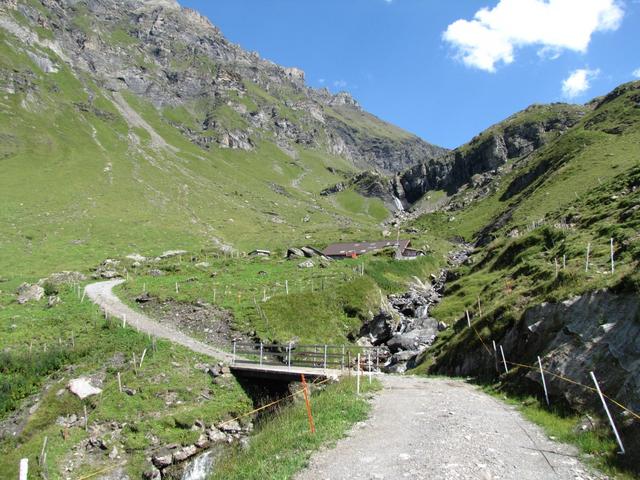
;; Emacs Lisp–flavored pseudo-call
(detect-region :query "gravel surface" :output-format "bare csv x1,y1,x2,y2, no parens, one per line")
297,375,605,480
85,280,233,362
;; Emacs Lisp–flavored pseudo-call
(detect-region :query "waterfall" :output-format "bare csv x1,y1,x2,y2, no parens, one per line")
181,450,215,480
392,196,405,212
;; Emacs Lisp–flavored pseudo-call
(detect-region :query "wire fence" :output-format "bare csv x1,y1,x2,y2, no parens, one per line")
468,321,638,455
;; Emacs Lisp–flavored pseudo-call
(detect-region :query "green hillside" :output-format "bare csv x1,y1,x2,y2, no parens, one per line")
0,32,377,276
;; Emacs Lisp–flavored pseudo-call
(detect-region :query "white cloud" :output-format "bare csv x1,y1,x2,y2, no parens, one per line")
333,80,348,88
562,68,600,98
443,0,624,72
318,78,326,84
633,68,640,78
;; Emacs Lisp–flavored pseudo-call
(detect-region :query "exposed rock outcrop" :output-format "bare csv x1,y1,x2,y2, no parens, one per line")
0,0,445,173
398,105,585,205
16,283,44,304
430,289,640,449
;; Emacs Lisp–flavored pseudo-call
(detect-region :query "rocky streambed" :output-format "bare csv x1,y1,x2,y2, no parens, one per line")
357,246,473,373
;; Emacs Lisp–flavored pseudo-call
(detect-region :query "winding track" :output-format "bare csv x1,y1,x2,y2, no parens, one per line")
85,280,233,363
296,375,603,480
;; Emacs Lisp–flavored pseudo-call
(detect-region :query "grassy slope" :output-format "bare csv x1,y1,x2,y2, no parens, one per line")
0,279,253,479
410,83,640,476
0,24,406,278
115,250,444,346
211,378,381,480
413,82,640,328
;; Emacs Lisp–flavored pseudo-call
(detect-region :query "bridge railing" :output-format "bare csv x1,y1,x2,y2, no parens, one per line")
231,341,386,372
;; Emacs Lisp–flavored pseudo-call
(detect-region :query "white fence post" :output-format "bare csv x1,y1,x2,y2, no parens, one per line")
287,342,292,369
19,458,28,480
537,356,550,406
585,243,591,272
232,341,237,365
323,345,328,370
259,342,263,366
356,353,361,395
610,238,615,274
368,350,372,384
466,310,471,328
499,345,508,373
590,371,625,454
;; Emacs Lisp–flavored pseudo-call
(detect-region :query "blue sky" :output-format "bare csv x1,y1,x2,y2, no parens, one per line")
178,0,640,149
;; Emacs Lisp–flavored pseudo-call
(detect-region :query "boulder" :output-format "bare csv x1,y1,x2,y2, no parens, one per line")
160,250,188,259
149,269,164,277
286,247,305,258
217,419,242,434
47,295,61,308
100,270,120,279
298,260,314,269
172,445,197,462
16,283,45,304
143,467,161,480
126,253,146,262
38,271,87,288
360,310,394,345
383,350,420,374
207,364,224,379
195,434,209,449
206,427,227,443
301,247,316,257
387,328,436,353
135,292,152,303
67,377,102,399
151,453,173,469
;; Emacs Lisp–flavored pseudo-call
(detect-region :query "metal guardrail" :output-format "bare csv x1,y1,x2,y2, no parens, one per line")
231,341,386,372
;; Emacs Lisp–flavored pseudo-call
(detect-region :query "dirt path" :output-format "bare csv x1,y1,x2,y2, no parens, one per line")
297,375,603,480
85,280,233,363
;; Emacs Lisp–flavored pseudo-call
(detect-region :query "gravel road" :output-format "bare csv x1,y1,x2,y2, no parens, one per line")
85,280,233,363
297,375,604,480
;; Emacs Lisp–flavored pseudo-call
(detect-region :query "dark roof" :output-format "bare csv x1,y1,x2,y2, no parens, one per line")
322,239,411,257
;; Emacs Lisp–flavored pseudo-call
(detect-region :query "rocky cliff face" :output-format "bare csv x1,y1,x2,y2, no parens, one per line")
429,289,640,458
397,104,586,204
0,0,445,172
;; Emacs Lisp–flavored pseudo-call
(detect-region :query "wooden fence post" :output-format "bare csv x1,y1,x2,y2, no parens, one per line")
301,374,315,434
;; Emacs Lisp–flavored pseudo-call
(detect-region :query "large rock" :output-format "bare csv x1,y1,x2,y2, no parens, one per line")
151,453,173,469
160,250,188,259
38,271,87,288
387,327,436,353
359,310,394,345
286,247,305,259
67,377,102,399
172,445,197,462
16,283,44,304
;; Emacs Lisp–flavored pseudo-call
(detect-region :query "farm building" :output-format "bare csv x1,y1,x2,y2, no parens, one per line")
322,240,424,260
